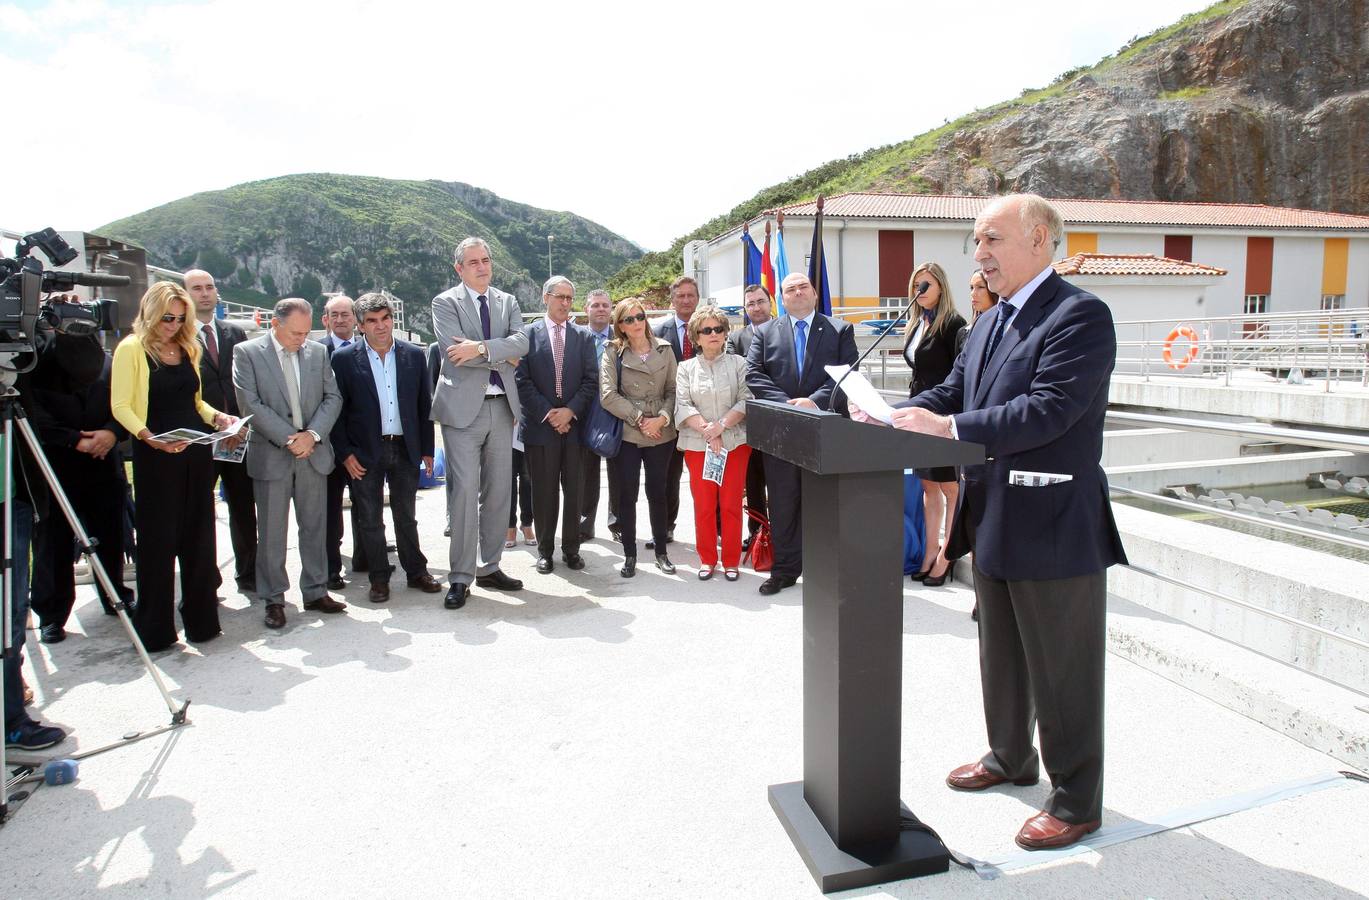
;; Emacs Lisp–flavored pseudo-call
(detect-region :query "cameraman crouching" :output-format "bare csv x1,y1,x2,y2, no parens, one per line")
28,300,133,643
3,298,105,751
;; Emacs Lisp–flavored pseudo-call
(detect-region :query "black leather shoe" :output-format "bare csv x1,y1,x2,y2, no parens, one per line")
644,538,655,550
563,553,585,570
655,554,675,575
620,556,636,578
475,570,523,591
368,582,390,603
758,575,797,596
39,624,65,644
327,575,347,591
303,595,347,614
264,603,287,629
444,583,468,609
667,529,675,543
536,557,554,574
609,527,622,543
443,526,451,537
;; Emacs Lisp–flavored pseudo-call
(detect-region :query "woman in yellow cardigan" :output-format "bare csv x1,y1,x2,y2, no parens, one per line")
112,282,236,650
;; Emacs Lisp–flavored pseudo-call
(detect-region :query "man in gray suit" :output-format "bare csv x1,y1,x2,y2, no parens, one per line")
234,297,346,629
430,237,529,610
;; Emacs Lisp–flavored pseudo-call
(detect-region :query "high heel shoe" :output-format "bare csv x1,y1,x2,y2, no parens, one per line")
910,569,931,582
922,559,956,588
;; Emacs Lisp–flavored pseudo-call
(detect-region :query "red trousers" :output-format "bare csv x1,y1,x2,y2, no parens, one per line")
684,445,752,568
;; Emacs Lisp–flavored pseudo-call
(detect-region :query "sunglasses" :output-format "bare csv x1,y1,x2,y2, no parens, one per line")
160,314,187,323
697,325,727,336
620,313,647,324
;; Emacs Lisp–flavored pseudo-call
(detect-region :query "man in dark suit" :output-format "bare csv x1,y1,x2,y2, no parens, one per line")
727,283,774,547
321,295,368,589
330,294,443,603
577,289,618,542
187,269,255,593
871,194,1126,851
745,273,857,595
650,275,699,547
515,276,598,573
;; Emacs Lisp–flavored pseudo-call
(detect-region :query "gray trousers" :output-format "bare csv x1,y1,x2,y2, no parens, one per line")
441,398,513,585
254,458,329,606
972,564,1108,824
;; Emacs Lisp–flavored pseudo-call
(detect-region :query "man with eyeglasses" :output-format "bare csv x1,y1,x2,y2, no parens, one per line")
727,284,774,550
430,237,529,610
320,295,369,590
514,277,598,574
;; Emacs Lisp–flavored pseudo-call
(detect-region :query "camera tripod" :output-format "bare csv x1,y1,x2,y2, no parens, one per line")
1,382,190,824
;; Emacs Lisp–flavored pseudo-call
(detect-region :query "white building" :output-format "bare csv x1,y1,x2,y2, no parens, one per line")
688,193,1369,321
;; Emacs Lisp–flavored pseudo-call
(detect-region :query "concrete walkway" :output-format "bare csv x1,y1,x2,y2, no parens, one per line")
3,480,1367,898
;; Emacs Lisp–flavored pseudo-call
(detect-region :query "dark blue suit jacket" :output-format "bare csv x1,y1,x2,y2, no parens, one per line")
515,318,598,446
745,313,858,411
329,339,434,468
903,272,1126,581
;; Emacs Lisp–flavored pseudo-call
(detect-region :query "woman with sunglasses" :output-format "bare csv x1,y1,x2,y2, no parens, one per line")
111,282,237,650
600,298,678,577
901,262,966,588
674,305,752,581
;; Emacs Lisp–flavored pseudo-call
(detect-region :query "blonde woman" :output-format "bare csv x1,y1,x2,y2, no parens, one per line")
900,262,966,587
111,282,236,650
600,298,678,577
675,305,751,581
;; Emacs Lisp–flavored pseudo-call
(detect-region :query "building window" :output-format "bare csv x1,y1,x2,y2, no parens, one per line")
1164,235,1193,262
1244,294,1269,315
1320,294,1345,311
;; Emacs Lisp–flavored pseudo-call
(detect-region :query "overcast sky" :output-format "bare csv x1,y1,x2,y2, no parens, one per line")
1,0,1217,251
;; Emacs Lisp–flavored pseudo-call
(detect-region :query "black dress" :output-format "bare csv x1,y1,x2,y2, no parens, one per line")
904,311,968,483
131,355,221,650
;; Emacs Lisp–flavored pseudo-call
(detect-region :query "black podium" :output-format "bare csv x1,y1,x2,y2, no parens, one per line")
747,399,984,893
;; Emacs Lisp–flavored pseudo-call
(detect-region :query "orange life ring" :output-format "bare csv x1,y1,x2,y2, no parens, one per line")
1162,325,1200,370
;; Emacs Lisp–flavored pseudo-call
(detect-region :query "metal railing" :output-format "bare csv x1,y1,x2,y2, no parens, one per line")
1115,308,1369,390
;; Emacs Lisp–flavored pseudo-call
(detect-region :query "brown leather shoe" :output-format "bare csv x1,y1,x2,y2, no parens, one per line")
406,573,443,593
368,582,391,604
1015,811,1101,850
264,603,287,629
946,760,1039,791
303,595,347,614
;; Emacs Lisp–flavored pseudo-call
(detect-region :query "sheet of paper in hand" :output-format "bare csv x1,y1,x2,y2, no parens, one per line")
703,446,727,486
824,365,895,424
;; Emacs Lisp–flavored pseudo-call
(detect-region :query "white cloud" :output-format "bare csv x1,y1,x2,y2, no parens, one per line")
0,0,1218,252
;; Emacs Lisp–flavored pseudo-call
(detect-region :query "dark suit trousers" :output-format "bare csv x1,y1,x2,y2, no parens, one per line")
217,457,257,587
327,467,367,577
509,448,534,529
31,456,132,627
762,454,803,578
525,434,585,559
614,440,672,555
352,440,426,584
972,564,1107,824
578,452,619,537
665,448,685,531
744,449,768,535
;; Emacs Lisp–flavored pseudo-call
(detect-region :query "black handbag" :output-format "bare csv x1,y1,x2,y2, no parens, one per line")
582,350,624,458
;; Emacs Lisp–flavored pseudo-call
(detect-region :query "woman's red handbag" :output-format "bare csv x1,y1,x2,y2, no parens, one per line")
743,507,773,572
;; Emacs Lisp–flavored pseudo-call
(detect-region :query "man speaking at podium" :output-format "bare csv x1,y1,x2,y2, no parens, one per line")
856,194,1125,851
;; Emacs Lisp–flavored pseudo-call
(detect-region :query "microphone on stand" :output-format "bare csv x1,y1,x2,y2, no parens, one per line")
832,280,930,402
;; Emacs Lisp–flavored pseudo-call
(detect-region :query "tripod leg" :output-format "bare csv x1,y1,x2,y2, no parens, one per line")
14,417,188,722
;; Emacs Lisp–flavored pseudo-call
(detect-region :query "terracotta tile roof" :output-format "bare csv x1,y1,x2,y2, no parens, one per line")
761,192,1369,231
1052,253,1228,277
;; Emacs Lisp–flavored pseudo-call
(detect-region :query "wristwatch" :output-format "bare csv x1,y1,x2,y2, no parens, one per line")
477,341,488,358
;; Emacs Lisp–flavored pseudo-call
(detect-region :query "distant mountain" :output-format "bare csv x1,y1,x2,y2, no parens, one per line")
99,173,642,338
610,0,1367,298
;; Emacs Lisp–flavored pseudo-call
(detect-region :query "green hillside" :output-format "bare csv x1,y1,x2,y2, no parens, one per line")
99,173,642,338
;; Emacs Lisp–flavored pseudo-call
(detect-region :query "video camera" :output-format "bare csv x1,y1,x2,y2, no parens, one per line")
0,227,124,354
